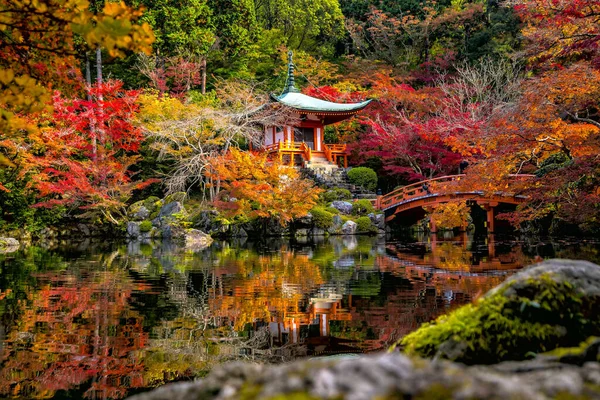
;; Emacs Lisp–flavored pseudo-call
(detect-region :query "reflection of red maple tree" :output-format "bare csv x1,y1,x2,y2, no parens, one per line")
0,271,149,399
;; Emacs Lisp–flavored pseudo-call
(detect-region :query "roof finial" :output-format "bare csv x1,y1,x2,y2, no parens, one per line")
284,50,299,94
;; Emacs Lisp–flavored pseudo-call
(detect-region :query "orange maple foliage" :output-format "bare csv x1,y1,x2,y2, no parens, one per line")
207,148,322,225
0,270,149,399
429,201,470,230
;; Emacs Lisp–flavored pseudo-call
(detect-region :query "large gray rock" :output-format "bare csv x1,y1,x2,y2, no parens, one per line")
368,213,385,229
159,201,184,218
185,229,213,251
341,220,357,235
0,237,19,247
132,205,150,221
488,258,600,299
127,352,600,400
0,237,19,253
194,210,228,235
295,228,310,237
126,222,141,238
331,201,353,215
295,212,313,226
128,200,151,221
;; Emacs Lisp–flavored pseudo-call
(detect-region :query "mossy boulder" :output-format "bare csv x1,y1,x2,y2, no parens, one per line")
128,352,600,400
309,207,334,230
399,259,600,364
355,216,376,233
351,199,375,216
163,192,187,205
322,188,352,203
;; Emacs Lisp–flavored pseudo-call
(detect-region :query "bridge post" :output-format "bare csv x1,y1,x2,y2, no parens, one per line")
429,216,437,233
480,202,499,233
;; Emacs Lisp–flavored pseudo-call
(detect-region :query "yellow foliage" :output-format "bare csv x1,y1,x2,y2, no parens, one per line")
209,148,322,225
430,201,469,229
0,0,154,140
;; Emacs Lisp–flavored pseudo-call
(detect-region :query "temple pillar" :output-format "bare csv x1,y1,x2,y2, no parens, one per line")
316,127,322,151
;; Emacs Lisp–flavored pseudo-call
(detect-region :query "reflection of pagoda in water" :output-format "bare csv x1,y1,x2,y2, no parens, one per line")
196,235,531,356
268,294,358,356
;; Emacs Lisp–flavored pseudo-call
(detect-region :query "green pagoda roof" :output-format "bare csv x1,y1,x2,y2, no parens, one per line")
270,92,372,113
270,51,372,115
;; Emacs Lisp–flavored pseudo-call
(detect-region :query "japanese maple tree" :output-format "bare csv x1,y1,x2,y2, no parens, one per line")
207,148,322,226
30,80,157,224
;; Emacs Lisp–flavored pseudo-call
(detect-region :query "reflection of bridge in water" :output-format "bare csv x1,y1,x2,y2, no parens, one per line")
374,174,534,232
265,234,529,355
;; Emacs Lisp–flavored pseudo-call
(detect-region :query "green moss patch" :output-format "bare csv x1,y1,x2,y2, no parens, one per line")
310,207,335,229
399,274,600,364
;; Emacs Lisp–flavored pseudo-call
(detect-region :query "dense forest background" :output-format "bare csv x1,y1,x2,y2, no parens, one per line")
0,0,598,235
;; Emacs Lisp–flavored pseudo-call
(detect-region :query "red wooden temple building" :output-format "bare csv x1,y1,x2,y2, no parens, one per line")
262,52,371,168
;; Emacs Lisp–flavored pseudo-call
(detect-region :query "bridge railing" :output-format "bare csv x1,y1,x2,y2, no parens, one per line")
376,174,535,210
378,175,465,210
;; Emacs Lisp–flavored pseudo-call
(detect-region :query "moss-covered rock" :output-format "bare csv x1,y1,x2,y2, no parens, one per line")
399,259,600,364
310,207,335,230
127,352,600,400
355,216,376,233
322,188,352,203
163,192,187,205
139,220,152,233
351,199,375,216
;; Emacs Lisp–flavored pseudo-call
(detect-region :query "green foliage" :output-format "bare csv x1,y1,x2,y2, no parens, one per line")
140,0,216,56
254,0,344,55
355,216,375,233
399,274,600,364
347,167,377,191
0,171,65,234
325,206,340,215
322,188,352,203
139,220,153,232
310,206,334,229
352,199,375,216
536,152,573,177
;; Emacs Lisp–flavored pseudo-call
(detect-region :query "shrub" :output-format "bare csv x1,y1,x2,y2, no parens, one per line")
310,207,334,229
323,188,352,203
325,206,340,215
347,167,377,191
139,220,153,232
352,199,375,216
356,216,375,233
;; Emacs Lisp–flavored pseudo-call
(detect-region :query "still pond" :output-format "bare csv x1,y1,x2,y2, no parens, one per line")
0,233,598,399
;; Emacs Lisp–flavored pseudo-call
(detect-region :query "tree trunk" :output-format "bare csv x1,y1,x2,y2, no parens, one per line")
201,58,207,94
86,53,97,162
96,47,103,84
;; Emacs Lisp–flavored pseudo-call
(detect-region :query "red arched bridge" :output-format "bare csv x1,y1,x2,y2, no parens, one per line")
373,174,534,232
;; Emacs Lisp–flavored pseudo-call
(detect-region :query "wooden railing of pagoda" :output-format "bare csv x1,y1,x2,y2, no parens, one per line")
266,141,311,165
322,144,348,168
323,144,333,163
266,141,349,166
300,142,312,162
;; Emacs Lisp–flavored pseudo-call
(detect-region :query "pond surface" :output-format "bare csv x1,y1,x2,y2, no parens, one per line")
0,233,598,399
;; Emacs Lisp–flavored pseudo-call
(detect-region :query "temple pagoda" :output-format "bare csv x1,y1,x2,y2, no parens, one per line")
262,52,371,168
